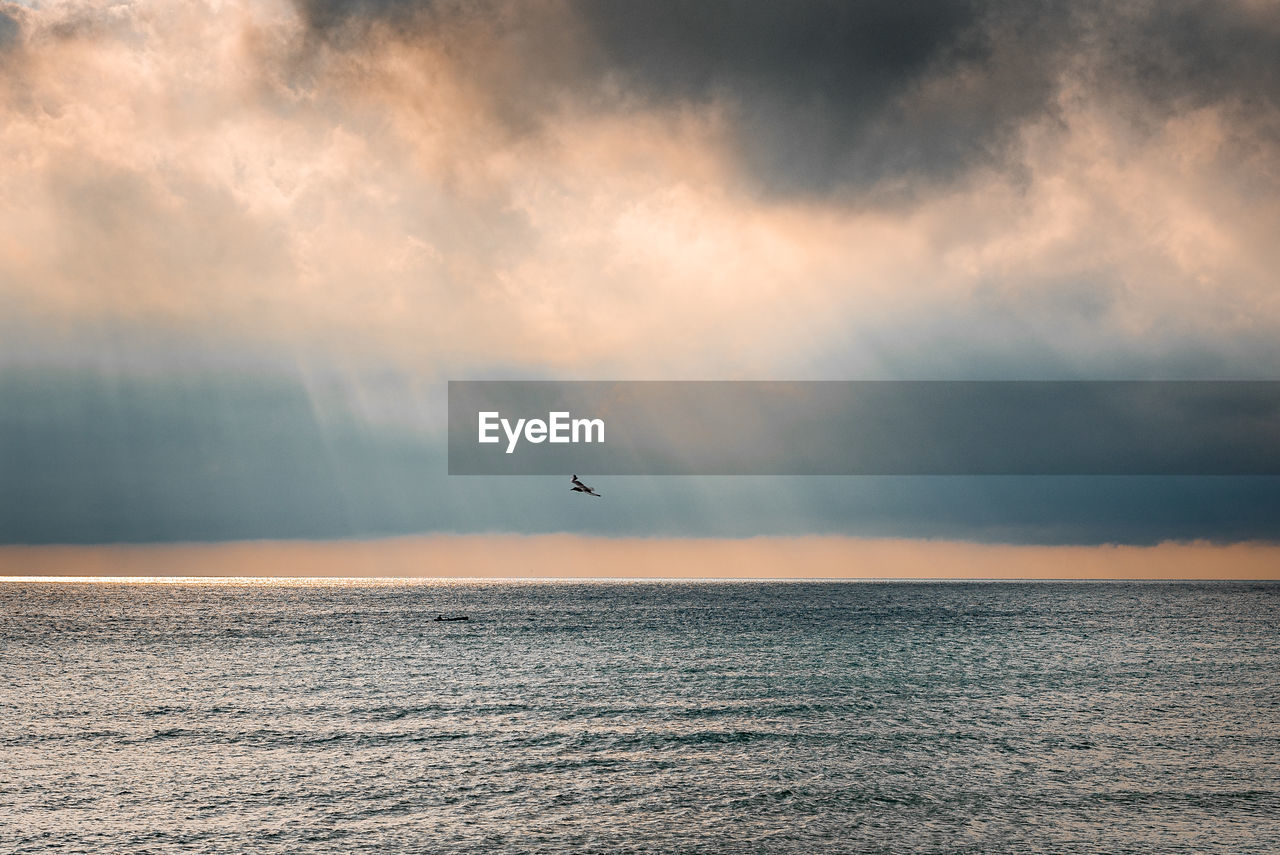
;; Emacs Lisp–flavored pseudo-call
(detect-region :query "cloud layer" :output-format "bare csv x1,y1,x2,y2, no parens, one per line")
2,0,1278,377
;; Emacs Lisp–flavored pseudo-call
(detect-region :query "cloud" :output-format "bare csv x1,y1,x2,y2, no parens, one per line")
0,0,1273,381
282,0,1065,198
1090,0,1280,115
287,0,1280,201
568,0,1062,199
0,0,1276,379
0,4,21,52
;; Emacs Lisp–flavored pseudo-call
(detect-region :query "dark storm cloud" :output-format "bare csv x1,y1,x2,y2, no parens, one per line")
1094,0,1280,114
569,0,1066,197
572,0,1280,197
291,0,1065,196
293,0,446,44
287,0,1280,199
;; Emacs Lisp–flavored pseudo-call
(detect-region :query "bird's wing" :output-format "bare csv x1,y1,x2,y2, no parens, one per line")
571,476,587,488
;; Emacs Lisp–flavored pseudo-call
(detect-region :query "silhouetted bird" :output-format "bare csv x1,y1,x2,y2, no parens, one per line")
570,474,601,497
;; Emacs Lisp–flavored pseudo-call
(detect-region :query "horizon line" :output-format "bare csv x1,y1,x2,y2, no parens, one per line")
2,575,1277,584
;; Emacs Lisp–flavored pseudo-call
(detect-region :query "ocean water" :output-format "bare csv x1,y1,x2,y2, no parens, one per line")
1,580,1278,854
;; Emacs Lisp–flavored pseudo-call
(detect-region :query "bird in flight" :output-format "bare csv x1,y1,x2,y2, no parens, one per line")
570,474,602,497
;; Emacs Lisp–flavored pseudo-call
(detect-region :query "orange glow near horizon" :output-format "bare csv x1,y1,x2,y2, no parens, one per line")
1,536,1277,580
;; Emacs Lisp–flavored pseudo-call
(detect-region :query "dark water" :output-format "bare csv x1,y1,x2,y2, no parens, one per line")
2,580,1278,853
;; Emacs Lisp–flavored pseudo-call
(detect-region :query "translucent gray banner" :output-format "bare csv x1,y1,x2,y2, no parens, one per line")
447,381,1280,475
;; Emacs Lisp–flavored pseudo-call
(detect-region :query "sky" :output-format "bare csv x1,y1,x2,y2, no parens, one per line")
1,0,1279,573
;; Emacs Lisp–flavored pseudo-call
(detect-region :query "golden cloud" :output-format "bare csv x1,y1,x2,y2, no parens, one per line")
0,0,1276,377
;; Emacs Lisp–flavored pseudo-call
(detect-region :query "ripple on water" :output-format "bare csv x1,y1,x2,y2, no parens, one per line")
1,580,1278,853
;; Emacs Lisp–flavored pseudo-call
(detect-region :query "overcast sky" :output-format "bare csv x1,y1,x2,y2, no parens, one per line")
1,0,1278,547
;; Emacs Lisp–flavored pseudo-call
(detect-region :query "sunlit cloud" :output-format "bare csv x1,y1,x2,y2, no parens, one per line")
0,0,1277,378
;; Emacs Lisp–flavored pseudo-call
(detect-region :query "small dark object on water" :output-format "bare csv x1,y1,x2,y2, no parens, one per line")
434,615,469,622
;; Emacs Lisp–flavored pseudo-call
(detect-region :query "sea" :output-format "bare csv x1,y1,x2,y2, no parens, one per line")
1,580,1277,853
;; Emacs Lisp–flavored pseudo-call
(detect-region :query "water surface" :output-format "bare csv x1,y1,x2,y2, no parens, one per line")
2,580,1277,853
